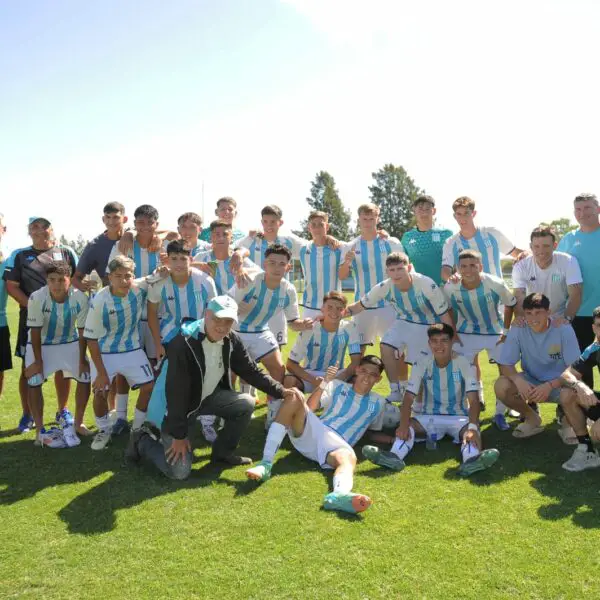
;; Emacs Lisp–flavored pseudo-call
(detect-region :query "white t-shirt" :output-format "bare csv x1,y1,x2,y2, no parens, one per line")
200,321,225,401
512,251,582,316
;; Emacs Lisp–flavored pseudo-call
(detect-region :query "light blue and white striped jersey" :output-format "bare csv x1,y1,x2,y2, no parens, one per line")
195,250,256,295
238,234,305,270
442,226,514,279
298,243,343,309
360,273,448,324
162,239,211,259
229,272,300,333
406,354,478,416
341,237,404,306
84,280,149,354
147,269,217,343
288,320,361,371
107,240,161,278
27,286,89,345
319,380,386,446
444,273,516,335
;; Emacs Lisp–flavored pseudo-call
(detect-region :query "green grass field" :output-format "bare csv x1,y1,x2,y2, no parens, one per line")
1,297,599,600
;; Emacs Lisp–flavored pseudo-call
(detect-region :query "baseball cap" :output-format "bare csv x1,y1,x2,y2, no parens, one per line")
207,296,238,323
28,216,51,226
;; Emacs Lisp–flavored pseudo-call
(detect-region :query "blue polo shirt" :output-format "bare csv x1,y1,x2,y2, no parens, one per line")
558,227,600,316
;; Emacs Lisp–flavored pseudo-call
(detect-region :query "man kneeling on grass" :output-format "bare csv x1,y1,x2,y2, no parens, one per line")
246,356,387,515
362,323,499,476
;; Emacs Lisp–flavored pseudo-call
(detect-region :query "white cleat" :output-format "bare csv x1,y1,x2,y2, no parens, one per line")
91,429,111,451
562,444,600,472
62,426,81,448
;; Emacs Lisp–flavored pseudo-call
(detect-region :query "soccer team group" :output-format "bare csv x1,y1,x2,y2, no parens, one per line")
1,192,600,514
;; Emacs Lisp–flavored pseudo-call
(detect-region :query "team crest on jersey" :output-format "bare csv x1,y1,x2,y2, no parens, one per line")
485,293,495,304
452,371,461,382
484,238,492,248
278,298,286,308
551,273,563,282
378,240,388,250
368,401,377,413
416,294,426,306
548,344,563,360
167,295,176,301
432,233,441,242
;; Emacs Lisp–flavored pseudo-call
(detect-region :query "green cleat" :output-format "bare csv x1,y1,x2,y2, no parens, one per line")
458,448,500,477
323,491,372,514
245,460,272,483
362,445,406,471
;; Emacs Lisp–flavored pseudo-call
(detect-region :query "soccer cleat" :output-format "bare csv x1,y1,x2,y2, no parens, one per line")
492,413,510,431
323,491,372,514
458,448,500,477
56,408,74,428
91,429,111,451
362,445,405,471
111,418,130,436
36,427,68,449
18,414,34,433
562,445,600,472
265,400,282,430
62,426,81,448
245,460,272,482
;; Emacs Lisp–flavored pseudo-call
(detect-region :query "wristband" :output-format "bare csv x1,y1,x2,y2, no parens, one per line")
319,381,328,391
467,423,479,432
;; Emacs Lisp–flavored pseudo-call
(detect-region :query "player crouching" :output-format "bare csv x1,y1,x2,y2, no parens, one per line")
246,357,387,515
363,323,499,477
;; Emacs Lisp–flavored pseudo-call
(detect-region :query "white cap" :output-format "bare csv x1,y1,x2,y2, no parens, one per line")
207,296,238,323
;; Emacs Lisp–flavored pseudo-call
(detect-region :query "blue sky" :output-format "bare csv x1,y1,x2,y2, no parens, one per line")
2,0,600,248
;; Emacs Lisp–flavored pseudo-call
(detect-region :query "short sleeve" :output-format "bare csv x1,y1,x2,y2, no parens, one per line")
75,293,90,328
459,357,479,393
361,281,388,308
491,276,517,307
228,282,250,304
488,227,515,255
442,238,455,268
237,236,253,250
497,328,522,366
105,244,120,274
562,325,582,366
511,259,527,290
406,360,426,396
147,279,165,304
286,233,309,259
288,331,310,364
565,254,583,286
367,397,386,431
84,296,106,340
346,321,361,355
389,238,404,253
283,285,300,321
204,275,217,301
76,242,96,276
3,250,22,282
319,380,340,411
422,277,449,314
571,343,600,377
27,291,44,328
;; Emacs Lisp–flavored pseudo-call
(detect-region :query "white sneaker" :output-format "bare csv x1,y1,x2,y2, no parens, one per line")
562,444,600,472
63,426,81,448
36,428,68,449
557,425,578,446
91,429,111,451
266,399,282,430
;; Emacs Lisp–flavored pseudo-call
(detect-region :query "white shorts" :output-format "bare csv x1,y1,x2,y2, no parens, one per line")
381,320,430,364
140,321,157,360
267,311,287,346
414,414,469,444
236,330,279,362
302,306,322,321
353,305,397,346
453,333,503,363
25,341,90,385
289,409,355,469
90,348,154,389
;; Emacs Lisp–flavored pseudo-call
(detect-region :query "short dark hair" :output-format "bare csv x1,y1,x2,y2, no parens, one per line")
103,202,125,215
217,196,237,209
413,194,435,207
264,244,291,261
322,290,347,307
574,193,598,205
308,211,328,223
166,240,191,256
386,252,409,267
458,249,482,262
134,204,159,221
530,225,557,243
210,219,232,232
177,212,202,227
522,293,550,311
45,261,71,277
592,306,600,321
359,355,384,373
261,205,283,219
427,323,455,339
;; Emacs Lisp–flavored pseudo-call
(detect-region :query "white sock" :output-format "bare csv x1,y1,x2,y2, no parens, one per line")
116,394,129,420
333,471,353,494
96,414,110,432
132,409,146,430
262,422,287,463
461,441,480,462
390,427,415,460
495,400,507,416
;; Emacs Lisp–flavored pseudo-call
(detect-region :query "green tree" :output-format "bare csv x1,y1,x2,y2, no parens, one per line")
368,163,424,239
540,217,577,241
295,171,351,240
59,234,87,256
